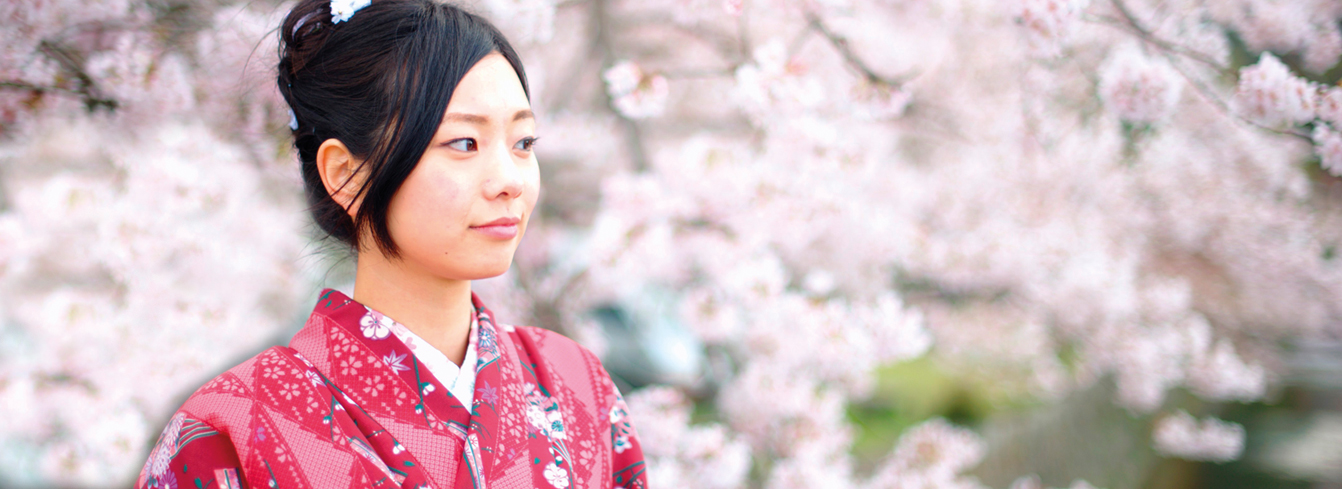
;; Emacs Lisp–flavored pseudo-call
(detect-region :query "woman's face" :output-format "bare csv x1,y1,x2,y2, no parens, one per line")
382,53,539,280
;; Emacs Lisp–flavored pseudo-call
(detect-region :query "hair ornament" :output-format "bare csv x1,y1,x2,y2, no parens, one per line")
330,0,371,24
288,108,299,130
292,11,320,35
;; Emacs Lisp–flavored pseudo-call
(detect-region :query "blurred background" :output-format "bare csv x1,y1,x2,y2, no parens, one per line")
2,0,1342,487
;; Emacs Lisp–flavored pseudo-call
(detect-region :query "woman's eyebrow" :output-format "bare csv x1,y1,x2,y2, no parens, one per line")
441,109,535,125
443,113,489,125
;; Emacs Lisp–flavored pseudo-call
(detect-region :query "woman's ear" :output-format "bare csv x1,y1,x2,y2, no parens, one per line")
316,138,368,218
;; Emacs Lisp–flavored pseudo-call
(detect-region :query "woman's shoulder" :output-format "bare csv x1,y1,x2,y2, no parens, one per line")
500,324,623,407
171,345,314,432
505,324,603,366
142,344,382,489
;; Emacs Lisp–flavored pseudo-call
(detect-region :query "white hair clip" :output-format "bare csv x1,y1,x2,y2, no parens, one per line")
331,0,371,24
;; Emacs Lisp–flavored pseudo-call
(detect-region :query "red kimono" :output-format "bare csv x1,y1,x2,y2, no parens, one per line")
137,289,648,489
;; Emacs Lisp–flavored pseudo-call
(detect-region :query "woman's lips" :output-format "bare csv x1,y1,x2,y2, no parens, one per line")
471,217,520,239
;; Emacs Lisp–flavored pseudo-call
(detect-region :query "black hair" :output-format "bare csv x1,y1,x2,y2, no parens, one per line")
278,0,529,257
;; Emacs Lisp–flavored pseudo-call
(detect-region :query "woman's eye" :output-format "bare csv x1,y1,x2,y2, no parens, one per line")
446,138,477,152
514,136,538,152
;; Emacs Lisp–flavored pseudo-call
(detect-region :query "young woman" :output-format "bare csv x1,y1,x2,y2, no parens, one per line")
136,1,647,487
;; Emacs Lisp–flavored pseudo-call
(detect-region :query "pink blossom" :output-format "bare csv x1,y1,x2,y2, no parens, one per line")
866,418,987,488
1211,0,1311,55
603,61,669,119
677,425,751,489
1098,46,1183,124
1312,124,1342,177
1233,52,1318,127
623,386,691,459
733,40,827,118
1304,23,1342,73
677,287,745,344
626,386,748,488
723,0,743,16
1316,87,1342,128
1187,338,1267,402
1153,410,1245,462
1013,0,1089,57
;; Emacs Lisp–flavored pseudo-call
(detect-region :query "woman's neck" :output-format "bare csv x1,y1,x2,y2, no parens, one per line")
352,250,474,366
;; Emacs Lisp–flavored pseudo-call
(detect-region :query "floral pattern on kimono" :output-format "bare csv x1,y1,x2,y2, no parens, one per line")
136,289,648,489
138,412,244,489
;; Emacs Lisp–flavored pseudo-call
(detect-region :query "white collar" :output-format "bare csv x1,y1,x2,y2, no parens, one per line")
384,308,480,407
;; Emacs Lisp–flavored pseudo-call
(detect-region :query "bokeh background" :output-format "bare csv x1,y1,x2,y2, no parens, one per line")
3,0,1342,487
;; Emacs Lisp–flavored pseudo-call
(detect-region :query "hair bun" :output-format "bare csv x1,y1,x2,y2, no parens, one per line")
280,0,334,75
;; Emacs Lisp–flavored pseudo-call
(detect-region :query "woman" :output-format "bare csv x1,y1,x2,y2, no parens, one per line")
136,1,647,487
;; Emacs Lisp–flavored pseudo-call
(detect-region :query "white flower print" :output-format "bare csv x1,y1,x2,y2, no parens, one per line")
546,409,567,441
526,405,549,435
544,461,570,489
305,370,324,387
147,413,186,478
360,310,393,340
146,445,171,479
614,433,631,454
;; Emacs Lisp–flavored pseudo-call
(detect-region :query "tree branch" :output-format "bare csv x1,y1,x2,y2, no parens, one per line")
1096,0,1230,73
804,12,908,87
0,80,81,97
33,40,119,112
1089,0,1309,142
1158,48,1311,142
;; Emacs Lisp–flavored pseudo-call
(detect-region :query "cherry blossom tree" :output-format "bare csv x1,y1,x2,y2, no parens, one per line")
2,0,1340,486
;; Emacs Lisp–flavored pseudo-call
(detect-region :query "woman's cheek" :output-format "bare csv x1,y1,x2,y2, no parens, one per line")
410,164,463,215
391,167,464,242
526,165,541,211
430,179,464,216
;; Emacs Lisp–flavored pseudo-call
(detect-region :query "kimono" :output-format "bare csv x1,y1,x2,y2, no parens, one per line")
137,289,648,489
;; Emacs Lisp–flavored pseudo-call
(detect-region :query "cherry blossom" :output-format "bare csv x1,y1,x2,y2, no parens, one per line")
1013,0,1089,57
1233,52,1318,127
1312,125,1342,176
1152,410,1246,462
1316,87,1342,128
1098,45,1183,125
866,418,988,489
603,61,669,119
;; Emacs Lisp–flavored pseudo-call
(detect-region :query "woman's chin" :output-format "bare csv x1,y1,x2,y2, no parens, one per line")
470,262,513,281
452,254,516,281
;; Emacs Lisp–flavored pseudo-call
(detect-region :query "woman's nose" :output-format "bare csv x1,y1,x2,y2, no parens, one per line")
482,141,524,200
